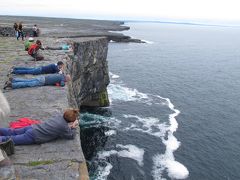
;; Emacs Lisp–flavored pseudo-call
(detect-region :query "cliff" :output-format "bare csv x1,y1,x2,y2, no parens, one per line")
0,15,129,179
66,37,110,109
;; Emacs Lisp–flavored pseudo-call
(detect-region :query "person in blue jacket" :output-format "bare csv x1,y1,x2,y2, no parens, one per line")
11,61,64,75
0,109,79,145
3,74,71,90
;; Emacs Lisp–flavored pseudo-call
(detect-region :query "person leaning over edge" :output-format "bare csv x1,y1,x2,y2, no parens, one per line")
3,74,71,90
0,109,79,145
28,40,45,61
11,61,64,75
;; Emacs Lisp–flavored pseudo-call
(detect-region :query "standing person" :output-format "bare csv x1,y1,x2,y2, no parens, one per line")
32,24,39,37
0,109,79,145
4,74,71,90
11,61,64,75
28,40,45,60
17,22,24,41
13,22,18,39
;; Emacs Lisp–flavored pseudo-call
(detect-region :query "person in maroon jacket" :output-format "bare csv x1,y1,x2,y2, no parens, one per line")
28,40,45,61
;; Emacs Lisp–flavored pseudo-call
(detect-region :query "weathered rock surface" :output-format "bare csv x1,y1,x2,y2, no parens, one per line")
0,37,86,179
66,37,110,108
0,15,144,43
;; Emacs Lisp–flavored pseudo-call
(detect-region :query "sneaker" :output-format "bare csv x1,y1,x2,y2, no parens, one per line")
0,139,15,156
7,67,14,76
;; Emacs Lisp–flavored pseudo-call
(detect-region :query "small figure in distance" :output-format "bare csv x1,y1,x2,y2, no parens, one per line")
32,24,39,37
13,22,18,39
0,109,79,145
46,43,72,51
28,40,45,61
11,61,64,75
24,37,35,51
17,22,24,41
3,74,71,90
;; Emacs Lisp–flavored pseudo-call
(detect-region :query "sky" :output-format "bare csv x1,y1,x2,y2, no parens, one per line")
1,0,240,25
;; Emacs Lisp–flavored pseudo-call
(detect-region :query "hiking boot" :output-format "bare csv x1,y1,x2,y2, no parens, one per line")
0,149,11,167
3,81,12,90
0,139,15,156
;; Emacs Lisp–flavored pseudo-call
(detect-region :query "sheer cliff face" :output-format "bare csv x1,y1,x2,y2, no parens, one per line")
66,37,110,108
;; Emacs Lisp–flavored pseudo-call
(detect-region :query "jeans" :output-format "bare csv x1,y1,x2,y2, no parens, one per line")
12,76,45,89
13,67,42,75
17,31,24,40
0,126,35,145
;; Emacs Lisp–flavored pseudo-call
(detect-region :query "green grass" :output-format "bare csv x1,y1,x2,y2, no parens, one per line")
28,160,54,166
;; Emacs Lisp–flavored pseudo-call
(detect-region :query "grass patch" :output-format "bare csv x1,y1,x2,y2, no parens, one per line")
28,160,54,166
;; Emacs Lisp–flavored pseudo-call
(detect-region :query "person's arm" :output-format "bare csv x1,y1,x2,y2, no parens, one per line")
60,120,78,139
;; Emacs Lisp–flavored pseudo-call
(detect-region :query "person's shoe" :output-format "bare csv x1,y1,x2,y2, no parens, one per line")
3,81,12,90
7,67,14,76
0,149,11,167
0,139,15,156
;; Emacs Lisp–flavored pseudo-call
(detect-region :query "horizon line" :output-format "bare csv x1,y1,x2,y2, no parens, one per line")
1,14,240,28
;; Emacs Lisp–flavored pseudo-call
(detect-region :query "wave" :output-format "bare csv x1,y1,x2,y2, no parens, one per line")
96,144,145,179
91,72,188,179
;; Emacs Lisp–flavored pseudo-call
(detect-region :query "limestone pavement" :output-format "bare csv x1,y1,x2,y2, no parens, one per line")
0,37,87,179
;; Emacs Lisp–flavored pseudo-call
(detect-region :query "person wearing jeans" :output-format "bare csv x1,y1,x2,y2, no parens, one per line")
12,61,64,75
0,126,35,145
12,67,42,75
0,109,79,145
4,74,71,90
11,76,45,89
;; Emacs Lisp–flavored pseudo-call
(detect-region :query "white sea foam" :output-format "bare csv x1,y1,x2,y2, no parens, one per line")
96,144,145,179
116,144,144,166
109,72,120,79
95,162,113,180
108,84,148,102
153,154,189,180
123,114,168,138
98,144,144,166
142,39,154,44
105,130,116,136
99,73,188,179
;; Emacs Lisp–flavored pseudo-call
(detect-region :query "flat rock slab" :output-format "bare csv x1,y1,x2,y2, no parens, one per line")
0,37,86,179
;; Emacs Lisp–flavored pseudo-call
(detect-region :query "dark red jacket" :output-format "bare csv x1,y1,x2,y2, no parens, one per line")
28,44,40,55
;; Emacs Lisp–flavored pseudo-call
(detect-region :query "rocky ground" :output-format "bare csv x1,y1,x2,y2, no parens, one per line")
0,15,143,43
0,15,135,179
0,37,87,179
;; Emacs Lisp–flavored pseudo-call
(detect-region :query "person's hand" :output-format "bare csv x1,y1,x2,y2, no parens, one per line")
70,120,79,128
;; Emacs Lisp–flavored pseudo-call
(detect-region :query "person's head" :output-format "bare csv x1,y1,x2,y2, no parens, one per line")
63,108,79,123
34,24,37,27
36,40,42,46
64,74,71,82
57,61,64,70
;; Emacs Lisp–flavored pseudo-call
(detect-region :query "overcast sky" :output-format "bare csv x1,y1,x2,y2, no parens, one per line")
1,0,240,24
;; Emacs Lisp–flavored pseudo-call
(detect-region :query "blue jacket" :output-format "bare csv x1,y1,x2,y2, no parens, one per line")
44,74,65,86
41,64,59,74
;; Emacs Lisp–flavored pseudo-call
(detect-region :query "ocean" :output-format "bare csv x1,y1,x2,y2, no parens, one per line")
80,22,240,180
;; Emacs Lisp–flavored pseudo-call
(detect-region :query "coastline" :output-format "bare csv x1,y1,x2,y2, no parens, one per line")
0,15,132,179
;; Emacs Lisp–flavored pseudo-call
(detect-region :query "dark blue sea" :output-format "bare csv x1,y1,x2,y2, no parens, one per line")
80,22,240,180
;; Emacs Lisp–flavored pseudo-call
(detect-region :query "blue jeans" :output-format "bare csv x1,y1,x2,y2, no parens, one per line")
0,126,35,145
12,76,45,89
13,67,42,75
